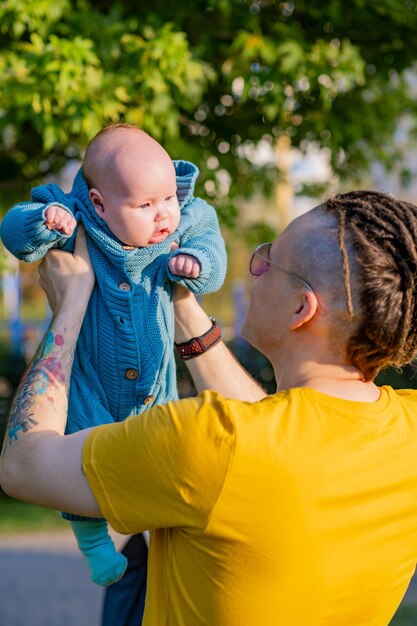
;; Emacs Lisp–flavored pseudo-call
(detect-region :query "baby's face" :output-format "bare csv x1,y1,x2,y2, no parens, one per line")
93,157,181,248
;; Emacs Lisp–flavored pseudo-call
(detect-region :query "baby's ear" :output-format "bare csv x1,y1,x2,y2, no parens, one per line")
89,188,105,216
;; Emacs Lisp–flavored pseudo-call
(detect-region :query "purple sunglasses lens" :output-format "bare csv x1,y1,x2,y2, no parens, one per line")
250,252,270,276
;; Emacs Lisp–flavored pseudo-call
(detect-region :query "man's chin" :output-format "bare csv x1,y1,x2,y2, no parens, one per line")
241,321,265,355
240,320,253,345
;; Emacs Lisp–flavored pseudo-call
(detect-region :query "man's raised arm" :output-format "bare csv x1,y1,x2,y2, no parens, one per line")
174,287,267,401
0,228,101,517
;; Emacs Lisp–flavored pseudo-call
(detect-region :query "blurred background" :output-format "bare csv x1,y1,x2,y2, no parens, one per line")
1,1,417,624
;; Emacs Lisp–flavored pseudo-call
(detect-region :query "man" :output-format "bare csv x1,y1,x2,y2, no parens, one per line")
2,191,417,626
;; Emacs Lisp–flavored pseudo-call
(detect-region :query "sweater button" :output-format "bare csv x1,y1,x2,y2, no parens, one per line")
125,369,138,380
122,245,135,250
119,282,131,292
143,395,155,405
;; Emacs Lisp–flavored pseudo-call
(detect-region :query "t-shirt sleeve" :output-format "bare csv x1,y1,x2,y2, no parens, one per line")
82,391,235,534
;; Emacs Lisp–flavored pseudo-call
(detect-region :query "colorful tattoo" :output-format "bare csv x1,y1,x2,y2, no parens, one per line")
5,330,67,446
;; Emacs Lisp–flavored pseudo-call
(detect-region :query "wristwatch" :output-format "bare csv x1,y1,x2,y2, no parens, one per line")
175,317,222,360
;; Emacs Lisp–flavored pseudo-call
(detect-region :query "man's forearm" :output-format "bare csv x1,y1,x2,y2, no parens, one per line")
4,315,77,447
0,310,88,507
174,290,267,402
0,231,101,516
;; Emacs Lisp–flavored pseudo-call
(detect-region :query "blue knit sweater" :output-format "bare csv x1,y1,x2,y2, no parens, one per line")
1,161,227,432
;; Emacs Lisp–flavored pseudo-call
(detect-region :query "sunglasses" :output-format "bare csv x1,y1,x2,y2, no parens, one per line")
249,242,314,293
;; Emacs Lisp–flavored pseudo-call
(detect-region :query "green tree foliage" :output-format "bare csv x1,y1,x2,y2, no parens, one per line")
1,0,417,224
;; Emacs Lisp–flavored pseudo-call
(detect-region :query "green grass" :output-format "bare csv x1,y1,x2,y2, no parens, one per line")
390,605,417,625
0,493,66,533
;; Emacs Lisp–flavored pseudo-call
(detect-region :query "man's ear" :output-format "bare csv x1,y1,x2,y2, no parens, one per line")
290,290,318,330
89,188,105,216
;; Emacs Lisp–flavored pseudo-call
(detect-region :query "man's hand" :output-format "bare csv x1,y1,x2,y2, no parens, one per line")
45,205,77,236
39,225,95,315
169,253,201,279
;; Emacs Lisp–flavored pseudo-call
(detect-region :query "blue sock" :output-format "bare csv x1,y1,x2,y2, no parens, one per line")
70,520,127,586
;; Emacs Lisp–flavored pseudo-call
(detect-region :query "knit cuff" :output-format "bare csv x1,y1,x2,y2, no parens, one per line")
167,247,212,293
32,202,75,244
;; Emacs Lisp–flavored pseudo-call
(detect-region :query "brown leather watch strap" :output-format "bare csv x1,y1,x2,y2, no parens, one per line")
175,318,222,360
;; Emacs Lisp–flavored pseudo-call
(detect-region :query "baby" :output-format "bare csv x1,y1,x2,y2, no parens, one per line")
1,123,227,586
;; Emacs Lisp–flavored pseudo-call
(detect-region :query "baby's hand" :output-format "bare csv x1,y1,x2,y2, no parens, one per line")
168,254,201,279
44,205,77,236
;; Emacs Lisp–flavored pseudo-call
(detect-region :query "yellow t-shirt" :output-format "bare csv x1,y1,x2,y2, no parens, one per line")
83,386,417,626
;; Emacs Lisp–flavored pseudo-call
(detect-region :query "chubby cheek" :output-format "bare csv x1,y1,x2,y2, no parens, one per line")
108,214,151,246
119,213,150,235
170,206,181,230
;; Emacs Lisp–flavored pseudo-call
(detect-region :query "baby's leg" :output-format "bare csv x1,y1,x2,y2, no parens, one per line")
65,371,127,584
70,519,127,586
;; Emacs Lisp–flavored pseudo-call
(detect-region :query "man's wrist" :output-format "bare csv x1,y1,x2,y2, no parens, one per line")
175,317,222,360
173,290,214,343
45,284,92,318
